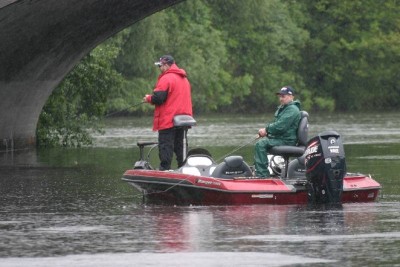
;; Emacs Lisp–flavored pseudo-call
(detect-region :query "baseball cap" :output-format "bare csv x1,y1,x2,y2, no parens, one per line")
276,86,295,95
154,55,175,67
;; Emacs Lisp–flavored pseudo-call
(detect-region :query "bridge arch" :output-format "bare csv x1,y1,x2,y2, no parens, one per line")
0,0,183,150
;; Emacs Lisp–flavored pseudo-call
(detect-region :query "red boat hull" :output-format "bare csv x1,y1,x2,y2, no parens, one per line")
341,175,381,203
122,169,380,205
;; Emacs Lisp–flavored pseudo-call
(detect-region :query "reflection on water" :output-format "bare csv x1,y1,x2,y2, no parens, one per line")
1,112,400,266
1,203,400,266
0,252,335,267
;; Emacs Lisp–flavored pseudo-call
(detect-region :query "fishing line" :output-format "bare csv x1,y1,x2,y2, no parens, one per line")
130,175,193,200
216,135,260,162
104,101,145,118
130,137,261,200
132,136,261,200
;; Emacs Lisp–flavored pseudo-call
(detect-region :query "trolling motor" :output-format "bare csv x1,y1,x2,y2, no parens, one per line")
133,141,158,169
133,115,196,170
305,131,346,205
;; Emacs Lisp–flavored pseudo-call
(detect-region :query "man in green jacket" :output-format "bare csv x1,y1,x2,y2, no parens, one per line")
254,86,301,177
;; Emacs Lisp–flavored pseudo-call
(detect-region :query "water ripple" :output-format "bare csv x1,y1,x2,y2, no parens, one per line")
239,232,400,242
0,252,334,267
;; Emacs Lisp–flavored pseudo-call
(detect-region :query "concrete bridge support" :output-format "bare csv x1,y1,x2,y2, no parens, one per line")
0,0,182,150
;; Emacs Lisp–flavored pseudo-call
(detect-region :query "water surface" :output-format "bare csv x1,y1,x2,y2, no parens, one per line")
1,112,400,266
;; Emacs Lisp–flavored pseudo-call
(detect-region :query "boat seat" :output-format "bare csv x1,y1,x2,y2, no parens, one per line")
180,166,202,176
173,114,197,128
286,154,306,178
211,155,253,179
269,111,309,178
186,148,212,159
178,154,217,176
173,115,196,162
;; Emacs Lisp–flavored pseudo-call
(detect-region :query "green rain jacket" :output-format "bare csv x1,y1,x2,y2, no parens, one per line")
266,100,301,143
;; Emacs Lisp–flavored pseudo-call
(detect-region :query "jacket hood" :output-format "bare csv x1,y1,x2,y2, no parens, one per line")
163,63,187,78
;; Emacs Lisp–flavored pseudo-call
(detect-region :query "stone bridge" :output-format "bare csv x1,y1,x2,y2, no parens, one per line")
0,0,182,150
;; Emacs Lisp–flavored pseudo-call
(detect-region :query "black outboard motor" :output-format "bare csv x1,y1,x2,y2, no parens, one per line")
305,131,346,204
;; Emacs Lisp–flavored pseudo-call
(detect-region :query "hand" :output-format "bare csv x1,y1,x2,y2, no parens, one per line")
143,95,151,103
258,128,267,137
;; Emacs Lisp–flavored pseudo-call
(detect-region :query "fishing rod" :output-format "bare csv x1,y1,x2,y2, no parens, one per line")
216,135,260,162
104,101,145,118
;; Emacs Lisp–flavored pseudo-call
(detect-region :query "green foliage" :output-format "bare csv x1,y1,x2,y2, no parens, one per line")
158,1,237,112
37,0,400,146
314,97,335,112
36,39,123,147
110,0,310,113
112,0,250,113
300,0,400,111
206,0,309,112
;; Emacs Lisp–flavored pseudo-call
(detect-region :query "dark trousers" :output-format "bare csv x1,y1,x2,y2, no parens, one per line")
158,127,184,170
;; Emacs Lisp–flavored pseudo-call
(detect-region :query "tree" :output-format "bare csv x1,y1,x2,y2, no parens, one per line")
36,38,123,147
110,14,168,114
37,0,400,147
113,0,252,113
300,0,400,111
207,0,309,112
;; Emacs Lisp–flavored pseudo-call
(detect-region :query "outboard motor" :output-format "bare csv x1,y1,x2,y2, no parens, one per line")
305,131,346,204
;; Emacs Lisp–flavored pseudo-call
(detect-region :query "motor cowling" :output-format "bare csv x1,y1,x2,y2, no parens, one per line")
305,131,346,204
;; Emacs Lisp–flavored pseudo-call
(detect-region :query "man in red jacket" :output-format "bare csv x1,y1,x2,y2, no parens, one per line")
143,55,193,170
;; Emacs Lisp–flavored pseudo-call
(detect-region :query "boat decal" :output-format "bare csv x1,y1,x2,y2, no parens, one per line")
251,194,274,199
123,177,297,194
304,141,322,165
196,178,222,186
328,145,340,154
305,144,318,155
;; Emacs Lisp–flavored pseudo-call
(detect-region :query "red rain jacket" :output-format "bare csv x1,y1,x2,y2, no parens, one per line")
147,64,193,131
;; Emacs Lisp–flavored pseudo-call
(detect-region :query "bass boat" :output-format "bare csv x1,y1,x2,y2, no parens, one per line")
121,114,381,205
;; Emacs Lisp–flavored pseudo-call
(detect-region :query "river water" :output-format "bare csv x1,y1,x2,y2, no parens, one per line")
1,112,400,266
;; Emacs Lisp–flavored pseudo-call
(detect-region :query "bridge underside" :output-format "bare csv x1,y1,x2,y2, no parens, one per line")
0,0,182,150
